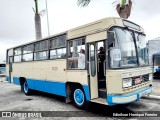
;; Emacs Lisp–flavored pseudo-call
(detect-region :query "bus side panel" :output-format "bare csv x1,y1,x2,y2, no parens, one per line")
47,60,67,83
67,71,90,100
12,77,66,97
12,63,22,78
12,60,67,97
27,79,66,97
82,85,90,101
13,77,20,85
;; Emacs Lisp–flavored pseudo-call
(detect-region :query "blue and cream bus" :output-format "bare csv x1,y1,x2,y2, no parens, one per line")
0,63,6,80
6,17,152,109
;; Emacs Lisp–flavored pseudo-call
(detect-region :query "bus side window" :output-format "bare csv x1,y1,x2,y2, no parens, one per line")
67,38,85,69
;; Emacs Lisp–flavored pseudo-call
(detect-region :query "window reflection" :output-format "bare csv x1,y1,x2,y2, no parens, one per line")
14,47,22,62
50,35,66,59
22,44,34,61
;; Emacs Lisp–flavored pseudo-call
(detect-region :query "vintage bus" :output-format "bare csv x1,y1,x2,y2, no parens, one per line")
6,17,152,108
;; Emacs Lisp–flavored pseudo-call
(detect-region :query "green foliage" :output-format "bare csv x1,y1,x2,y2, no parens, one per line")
120,0,127,9
34,0,39,14
77,0,91,7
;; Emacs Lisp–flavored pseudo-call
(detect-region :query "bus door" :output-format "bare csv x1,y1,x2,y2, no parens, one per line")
89,43,98,99
9,56,13,83
97,41,106,98
88,41,106,99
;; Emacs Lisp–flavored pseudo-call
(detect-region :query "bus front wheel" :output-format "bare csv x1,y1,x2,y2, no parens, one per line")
73,88,88,109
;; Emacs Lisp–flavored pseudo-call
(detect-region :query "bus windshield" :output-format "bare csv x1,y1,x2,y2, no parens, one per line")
110,28,148,68
135,33,149,66
110,28,137,68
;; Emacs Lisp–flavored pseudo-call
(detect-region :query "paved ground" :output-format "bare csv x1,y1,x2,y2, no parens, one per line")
152,79,160,96
0,79,160,120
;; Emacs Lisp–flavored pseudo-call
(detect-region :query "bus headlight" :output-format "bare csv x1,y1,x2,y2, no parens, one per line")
123,78,132,88
149,74,153,81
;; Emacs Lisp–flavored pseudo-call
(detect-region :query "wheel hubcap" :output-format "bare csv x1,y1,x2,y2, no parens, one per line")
24,82,28,93
74,89,84,105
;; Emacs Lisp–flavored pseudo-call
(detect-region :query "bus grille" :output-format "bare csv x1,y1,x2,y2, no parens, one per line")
132,74,149,86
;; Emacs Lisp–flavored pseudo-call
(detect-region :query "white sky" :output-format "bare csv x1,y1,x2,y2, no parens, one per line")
0,0,160,62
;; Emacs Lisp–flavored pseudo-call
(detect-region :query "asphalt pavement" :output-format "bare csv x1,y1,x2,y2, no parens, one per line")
152,79,160,96
1,78,160,120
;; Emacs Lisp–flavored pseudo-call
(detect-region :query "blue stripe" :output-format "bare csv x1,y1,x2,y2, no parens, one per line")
107,86,152,106
13,77,20,85
82,85,90,101
26,79,66,97
12,77,90,100
7,76,11,83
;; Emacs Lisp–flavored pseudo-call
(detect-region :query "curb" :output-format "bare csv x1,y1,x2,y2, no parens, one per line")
142,95,160,100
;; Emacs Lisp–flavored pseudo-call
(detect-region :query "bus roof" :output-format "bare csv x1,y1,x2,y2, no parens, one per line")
7,31,67,50
7,17,143,50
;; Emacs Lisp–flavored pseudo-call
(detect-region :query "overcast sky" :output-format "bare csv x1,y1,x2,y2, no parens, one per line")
0,0,160,62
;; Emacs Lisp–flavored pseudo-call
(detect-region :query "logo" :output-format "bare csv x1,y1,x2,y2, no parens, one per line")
2,112,11,117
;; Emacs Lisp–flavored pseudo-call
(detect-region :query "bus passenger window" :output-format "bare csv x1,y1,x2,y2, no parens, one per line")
34,40,49,60
50,35,66,59
67,38,85,69
14,47,22,62
78,49,85,69
22,44,34,61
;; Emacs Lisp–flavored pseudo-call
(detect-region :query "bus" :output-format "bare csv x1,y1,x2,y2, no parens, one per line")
0,63,6,81
152,52,160,78
6,17,152,109
0,63,6,75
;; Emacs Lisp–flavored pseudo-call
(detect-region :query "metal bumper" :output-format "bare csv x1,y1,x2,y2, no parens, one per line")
107,86,152,106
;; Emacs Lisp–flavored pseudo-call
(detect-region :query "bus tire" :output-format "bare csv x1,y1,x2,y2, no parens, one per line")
73,88,88,109
22,81,31,95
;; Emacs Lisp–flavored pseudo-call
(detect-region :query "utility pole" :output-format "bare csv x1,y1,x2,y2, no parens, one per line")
45,0,50,36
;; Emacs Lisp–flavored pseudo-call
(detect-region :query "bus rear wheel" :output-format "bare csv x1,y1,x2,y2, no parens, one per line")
22,81,31,95
73,88,88,109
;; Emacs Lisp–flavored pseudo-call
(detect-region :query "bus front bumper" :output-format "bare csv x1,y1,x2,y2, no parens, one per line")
107,86,152,106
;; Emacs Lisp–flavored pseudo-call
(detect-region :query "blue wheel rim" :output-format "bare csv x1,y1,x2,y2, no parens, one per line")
74,89,84,105
24,82,28,94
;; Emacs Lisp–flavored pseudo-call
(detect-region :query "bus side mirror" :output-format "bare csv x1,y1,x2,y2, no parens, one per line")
108,31,115,48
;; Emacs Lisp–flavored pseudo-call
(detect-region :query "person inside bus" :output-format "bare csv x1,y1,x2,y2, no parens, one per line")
98,47,105,79
78,49,85,69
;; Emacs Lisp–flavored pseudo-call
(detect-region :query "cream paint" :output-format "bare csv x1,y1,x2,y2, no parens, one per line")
6,17,152,105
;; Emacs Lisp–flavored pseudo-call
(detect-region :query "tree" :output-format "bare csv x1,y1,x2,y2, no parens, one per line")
33,0,42,40
77,0,132,19
77,0,91,7
116,0,132,19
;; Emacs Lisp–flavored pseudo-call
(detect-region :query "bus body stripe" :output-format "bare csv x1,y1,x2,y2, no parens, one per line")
7,76,11,83
107,86,152,105
12,77,90,101
13,77,20,85
82,86,90,101
27,79,67,97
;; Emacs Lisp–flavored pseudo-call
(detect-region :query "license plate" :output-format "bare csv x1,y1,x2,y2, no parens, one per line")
139,89,152,98
135,78,141,85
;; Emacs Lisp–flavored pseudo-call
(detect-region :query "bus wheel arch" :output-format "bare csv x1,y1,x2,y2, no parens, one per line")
66,82,89,109
20,77,31,95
